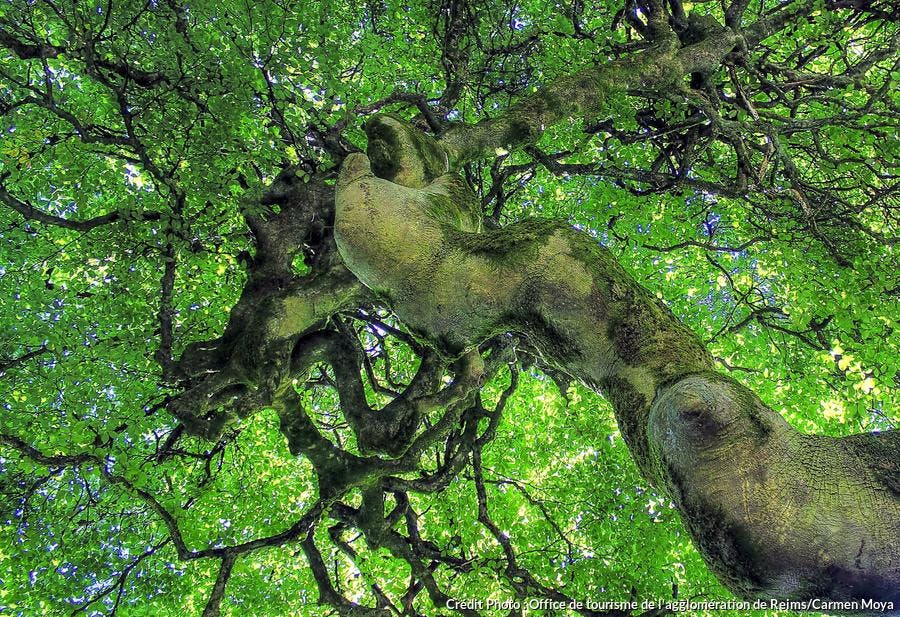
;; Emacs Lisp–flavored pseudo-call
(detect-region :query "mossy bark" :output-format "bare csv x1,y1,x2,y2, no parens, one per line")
333,121,899,608
169,174,367,439
169,15,896,608
436,28,739,170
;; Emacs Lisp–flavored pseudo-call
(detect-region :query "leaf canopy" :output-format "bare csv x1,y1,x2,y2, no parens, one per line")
0,0,897,615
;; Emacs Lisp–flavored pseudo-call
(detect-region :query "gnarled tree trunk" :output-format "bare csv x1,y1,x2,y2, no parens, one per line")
333,112,899,607
160,7,898,611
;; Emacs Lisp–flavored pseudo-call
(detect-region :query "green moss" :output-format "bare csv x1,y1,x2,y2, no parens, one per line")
843,430,900,498
445,218,567,262
496,114,543,147
365,113,448,186
426,175,481,231
500,308,580,362
598,374,653,475
367,132,400,180
561,227,717,381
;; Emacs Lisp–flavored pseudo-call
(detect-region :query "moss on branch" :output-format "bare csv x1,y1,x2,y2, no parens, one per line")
332,114,900,606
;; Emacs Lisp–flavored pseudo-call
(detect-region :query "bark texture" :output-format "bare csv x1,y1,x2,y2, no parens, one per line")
159,6,898,610
333,115,900,608
169,172,367,438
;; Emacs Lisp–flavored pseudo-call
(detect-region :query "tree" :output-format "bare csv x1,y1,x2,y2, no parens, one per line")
0,0,897,615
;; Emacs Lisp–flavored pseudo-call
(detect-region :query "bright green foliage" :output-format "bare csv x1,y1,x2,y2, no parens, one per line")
0,0,896,615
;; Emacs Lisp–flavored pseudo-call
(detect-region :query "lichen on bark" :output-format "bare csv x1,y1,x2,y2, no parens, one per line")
333,113,899,608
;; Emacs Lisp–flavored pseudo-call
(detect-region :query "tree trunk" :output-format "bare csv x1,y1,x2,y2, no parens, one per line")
333,116,900,607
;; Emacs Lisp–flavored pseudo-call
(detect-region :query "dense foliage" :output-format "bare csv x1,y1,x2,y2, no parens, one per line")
0,0,897,615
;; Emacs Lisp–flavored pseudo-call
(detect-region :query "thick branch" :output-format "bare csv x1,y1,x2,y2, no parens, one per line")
168,169,373,440
367,2,814,180
332,123,899,605
436,25,740,169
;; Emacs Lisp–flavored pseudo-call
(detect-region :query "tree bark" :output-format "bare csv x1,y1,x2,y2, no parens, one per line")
333,120,900,607
166,3,898,607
